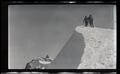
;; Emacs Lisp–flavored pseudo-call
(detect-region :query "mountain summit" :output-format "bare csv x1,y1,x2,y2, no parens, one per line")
76,26,116,69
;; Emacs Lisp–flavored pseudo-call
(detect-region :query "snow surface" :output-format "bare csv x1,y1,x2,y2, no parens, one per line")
76,26,116,69
38,58,52,65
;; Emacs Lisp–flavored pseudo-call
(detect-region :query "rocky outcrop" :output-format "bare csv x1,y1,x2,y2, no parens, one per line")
25,56,53,69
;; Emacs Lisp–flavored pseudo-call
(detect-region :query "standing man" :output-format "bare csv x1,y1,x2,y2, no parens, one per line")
83,16,88,27
88,14,94,27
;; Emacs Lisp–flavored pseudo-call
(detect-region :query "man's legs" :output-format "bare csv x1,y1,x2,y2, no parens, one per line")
90,22,94,27
85,22,88,27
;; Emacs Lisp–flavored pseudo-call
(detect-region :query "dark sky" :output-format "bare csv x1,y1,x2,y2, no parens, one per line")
8,5,115,69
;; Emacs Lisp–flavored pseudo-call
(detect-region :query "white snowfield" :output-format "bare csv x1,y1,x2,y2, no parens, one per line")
76,26,116,69
39,60,51,65
38,57,53,65
32,57,53,64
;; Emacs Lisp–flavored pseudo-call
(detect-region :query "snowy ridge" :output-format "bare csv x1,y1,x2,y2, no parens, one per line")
76,26,116,69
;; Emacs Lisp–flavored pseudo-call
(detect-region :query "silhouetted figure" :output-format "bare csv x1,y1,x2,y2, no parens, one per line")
46,55,49,58
88,15,94,27
83,16,88,27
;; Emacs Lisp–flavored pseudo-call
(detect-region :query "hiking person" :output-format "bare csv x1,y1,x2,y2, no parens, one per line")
88,14,94,27
83,16,88,27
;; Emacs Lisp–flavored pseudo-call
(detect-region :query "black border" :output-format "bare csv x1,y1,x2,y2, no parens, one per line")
7,1,117,5
5,69,117,72
1,0,118,72
1,1,8,71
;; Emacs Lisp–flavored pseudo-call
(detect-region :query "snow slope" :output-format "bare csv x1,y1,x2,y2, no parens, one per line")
76,26,116,69
47,30,85,69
